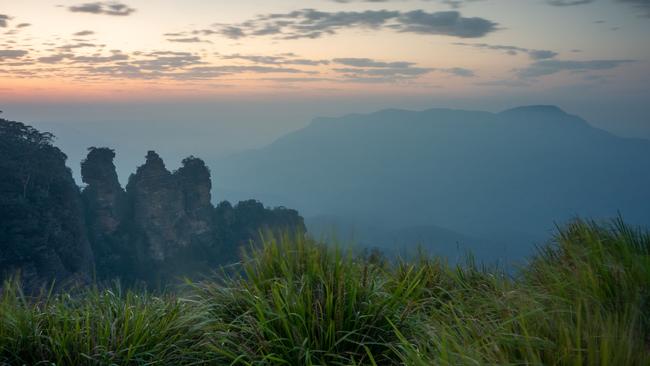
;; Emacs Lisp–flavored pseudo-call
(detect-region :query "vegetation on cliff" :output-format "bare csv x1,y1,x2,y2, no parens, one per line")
1,219,649,365
0,118,93,289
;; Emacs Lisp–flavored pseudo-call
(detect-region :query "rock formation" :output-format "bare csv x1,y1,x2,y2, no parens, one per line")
1,118,305,288
80,147,131,280
81,148,127,236
174,156,214,246
81,148,304,284
126,151,190,262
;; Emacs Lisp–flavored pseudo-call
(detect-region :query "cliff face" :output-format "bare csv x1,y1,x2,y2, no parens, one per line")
80,147,131,280
174,157,214,246
81,148,127,237
126,151,190,262
120,152,218,267
0,119,93,290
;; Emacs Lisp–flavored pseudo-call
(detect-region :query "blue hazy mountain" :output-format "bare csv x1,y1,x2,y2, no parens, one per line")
305,215,522,264
213,106,650,260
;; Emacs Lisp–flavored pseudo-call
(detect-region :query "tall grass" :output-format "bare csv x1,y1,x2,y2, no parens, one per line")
0,282,209,365
193,233,424,365
1,218,649,365
393,218,650,365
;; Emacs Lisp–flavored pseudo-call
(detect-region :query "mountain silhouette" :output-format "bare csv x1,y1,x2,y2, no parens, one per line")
213,106,650,260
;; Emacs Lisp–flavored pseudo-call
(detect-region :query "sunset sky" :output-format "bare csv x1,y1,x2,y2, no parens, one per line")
2,0,649,98
1,0,650,163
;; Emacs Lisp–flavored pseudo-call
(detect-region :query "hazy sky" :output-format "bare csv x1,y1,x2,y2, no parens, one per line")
1,0,650,169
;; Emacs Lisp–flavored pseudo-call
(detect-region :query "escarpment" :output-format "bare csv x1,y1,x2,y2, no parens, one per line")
1,119,305,289
126,151,192,261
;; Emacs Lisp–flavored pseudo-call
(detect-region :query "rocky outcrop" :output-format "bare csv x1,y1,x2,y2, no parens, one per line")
81,148,303,283
174,157,214,246
81,148,127,236
126,151,190,261
80,147,131,280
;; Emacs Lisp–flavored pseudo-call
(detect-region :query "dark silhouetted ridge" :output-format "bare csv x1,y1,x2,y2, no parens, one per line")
500,105,567,116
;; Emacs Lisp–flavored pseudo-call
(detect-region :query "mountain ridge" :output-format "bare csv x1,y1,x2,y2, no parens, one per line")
213,105,650,261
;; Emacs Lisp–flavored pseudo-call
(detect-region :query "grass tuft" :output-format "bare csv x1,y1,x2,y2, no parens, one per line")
1,219,649,365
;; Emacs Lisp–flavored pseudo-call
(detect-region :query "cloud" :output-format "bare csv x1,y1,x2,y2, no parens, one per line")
16,23,31,28
0,49,28,60
57,42,103,51
211,9,498,40
131,51,202,71
167,36,211,43
285,58,331,66
337,75,423,83
74,30,95,36
60,51,205,80
331,56,433,83
334,60,472,79
330,0,485,8
36,50,127,64
0,14,10,27
221,53,329,66
220,26,246,39
475,79,531,87
69,2,136,16
547,0,650,17
176,65,309,79
37,54,70,64
1,61,33,67
333,57,415,68
333,57,433,83
18,46,326,81
454,42,558,59
617,0,650,17
190,29,220,36
440,0,485,8
396,10,498,37
262,77,333,83
334,67,432,76
518,59,634,78
330,0,391,2
435,67,475,77
72,51,129,63
546,0,594,6
528,50,558,60
85,63,310,81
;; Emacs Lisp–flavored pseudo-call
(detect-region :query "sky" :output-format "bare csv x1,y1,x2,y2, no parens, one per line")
1,0,650,178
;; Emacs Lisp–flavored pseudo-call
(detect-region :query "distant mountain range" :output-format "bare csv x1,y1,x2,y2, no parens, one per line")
305,215,522,264
213,105,650,261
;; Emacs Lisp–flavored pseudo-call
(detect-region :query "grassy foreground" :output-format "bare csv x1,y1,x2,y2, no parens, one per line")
1,219,649,365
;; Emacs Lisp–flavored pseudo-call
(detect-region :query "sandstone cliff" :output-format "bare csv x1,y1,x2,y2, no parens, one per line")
126,151,191,262
1,118,305,288
174,156,214,247
80,147,131,280
81,147,126,235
